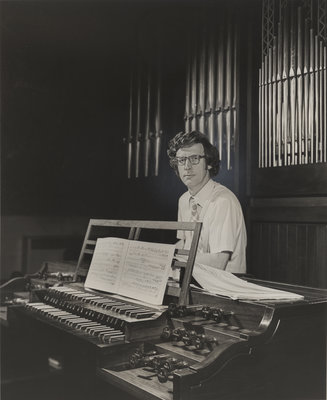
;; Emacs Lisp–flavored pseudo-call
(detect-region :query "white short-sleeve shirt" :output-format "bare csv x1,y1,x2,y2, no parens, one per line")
177,179,247,273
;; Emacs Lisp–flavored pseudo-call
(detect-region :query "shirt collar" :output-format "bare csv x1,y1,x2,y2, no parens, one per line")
189,179,216,208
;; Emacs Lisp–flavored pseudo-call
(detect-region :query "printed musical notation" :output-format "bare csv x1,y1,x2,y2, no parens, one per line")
85,238,175,305
119,241,175,305
84,238,126,293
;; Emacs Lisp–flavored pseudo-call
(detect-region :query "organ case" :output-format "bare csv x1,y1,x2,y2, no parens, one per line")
4,219,327,400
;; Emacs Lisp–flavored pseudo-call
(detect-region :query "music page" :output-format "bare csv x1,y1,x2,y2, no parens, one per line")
85,237,127,293
192,262,304,301
118,241,176,305
85,237,175,305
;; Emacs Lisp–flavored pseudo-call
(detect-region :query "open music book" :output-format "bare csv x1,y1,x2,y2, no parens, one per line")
85,237,175,305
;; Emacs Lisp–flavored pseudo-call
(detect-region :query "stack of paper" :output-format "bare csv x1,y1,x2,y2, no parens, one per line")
192,262,304,301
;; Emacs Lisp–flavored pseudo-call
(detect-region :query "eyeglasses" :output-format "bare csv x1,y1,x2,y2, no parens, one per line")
174,155,206,166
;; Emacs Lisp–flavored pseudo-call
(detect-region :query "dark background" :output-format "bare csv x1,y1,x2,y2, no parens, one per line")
2,0,325,289
1,0,258,218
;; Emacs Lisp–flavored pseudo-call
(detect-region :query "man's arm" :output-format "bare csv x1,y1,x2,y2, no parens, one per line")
175,240,230,270
195,251,231,270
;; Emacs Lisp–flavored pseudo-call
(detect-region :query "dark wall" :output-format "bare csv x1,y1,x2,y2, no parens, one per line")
1,0,195,220
2,1,123,215
1,0,263,280
1,0,259,221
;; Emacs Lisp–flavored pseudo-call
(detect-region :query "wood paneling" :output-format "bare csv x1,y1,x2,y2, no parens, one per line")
249,220,327,288
250,196,327,222
251,164,327,197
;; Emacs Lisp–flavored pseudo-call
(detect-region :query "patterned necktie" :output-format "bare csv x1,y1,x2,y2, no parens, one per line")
190,196,200,221
189,196,202,251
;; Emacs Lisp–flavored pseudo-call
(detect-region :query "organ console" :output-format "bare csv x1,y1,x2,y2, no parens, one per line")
2,219,327,400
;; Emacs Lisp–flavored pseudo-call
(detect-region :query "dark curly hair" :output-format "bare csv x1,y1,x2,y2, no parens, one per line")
167,131,220,177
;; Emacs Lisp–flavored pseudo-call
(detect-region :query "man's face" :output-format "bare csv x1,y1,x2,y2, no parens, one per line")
176,143,210,195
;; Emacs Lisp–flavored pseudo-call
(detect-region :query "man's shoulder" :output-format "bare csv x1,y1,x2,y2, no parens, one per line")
211,181,232,196
210,182,240,204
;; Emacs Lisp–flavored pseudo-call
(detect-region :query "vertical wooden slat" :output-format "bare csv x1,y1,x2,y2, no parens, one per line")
287,224,298,283
297,224,308,284
270,223,279,280
317,224,327,286
278,223,288,282
306,224,316,285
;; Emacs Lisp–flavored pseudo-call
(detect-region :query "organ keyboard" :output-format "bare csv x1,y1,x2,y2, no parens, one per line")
3,219,327,400
23,284,166,345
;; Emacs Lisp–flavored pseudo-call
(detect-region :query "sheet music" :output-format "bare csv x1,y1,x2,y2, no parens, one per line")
85,237,127,293
118,240,175,305
85,238,175,305
192,262,304,301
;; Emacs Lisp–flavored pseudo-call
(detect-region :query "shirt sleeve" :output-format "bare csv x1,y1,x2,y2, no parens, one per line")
207,196,241,254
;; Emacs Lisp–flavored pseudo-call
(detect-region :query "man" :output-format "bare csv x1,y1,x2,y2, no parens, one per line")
167,131,246,273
